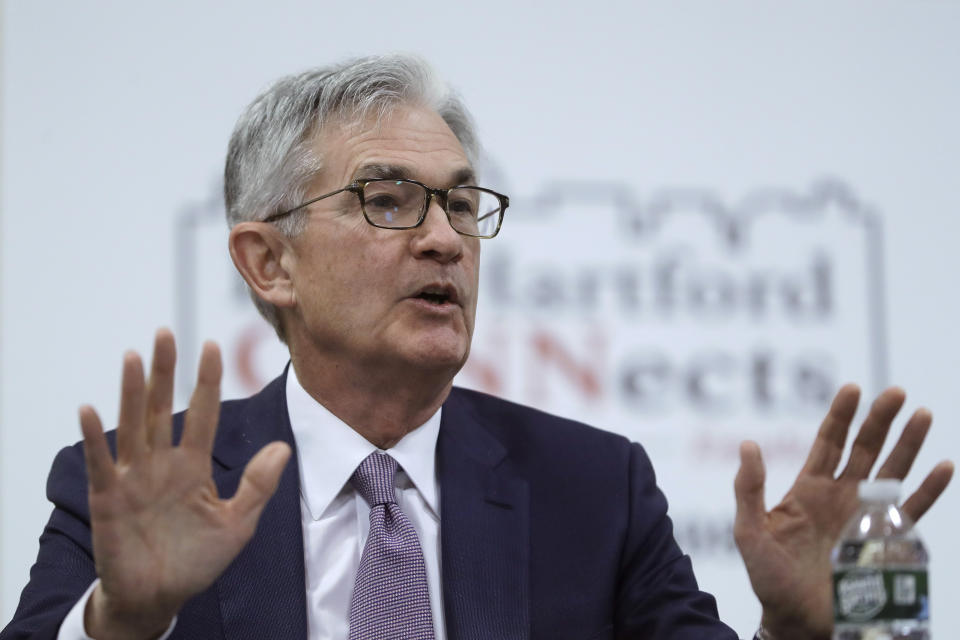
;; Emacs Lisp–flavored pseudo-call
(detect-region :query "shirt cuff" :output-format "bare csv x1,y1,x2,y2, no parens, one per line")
57,579,178,640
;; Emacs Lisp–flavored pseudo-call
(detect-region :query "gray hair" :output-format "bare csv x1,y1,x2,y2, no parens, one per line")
223,53,480,342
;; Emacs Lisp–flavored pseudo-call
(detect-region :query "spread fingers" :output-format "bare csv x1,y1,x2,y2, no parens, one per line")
145,329,177,449
181,341,223,453
801,383,860,476
901,461,954,523
875,408,933,480
116,351,147,464
838,387,906,480
80,405,116,492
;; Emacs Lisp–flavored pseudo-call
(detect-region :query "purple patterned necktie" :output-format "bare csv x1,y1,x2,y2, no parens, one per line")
348,452,436,640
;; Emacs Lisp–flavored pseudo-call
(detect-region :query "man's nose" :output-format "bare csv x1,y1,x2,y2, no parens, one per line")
409,198,463,262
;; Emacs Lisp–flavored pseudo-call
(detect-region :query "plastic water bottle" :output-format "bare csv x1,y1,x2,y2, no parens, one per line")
832,479,929,639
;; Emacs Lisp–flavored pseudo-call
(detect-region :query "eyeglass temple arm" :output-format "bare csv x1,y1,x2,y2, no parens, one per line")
263,184,359,223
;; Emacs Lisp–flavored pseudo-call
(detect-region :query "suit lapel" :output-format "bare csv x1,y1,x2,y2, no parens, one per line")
211,370,309,640
439,390,530,640
201,377,529,639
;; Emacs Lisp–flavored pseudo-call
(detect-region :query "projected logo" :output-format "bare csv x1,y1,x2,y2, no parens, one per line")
175,177,887,557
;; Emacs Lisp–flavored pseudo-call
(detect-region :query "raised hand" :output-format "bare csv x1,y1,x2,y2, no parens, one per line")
733,385,954,640
79,330,291,639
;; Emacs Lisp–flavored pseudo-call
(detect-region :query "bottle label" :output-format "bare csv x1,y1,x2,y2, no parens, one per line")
833,568,928,623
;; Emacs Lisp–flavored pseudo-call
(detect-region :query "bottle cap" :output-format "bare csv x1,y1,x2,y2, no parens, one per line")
858,478,902,502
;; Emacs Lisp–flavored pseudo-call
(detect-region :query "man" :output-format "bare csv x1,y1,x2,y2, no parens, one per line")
1,54,953,639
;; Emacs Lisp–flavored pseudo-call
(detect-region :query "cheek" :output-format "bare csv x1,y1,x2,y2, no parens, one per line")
299,223,374,280
291,234,359,310
465,242,481,304
316,242,402,315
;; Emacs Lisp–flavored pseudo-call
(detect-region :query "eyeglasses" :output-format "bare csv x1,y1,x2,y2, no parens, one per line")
264,178,509,238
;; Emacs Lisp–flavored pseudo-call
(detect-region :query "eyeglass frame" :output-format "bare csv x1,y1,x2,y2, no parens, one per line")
262,177,509,239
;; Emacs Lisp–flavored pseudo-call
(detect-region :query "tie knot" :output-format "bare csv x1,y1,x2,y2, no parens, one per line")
350,452,399,507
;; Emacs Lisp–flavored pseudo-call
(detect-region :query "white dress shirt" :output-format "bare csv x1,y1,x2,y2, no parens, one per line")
59,367,446,639
288,366,446,640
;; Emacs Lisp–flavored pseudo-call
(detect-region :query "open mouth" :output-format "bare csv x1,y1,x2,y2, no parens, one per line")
416,291,452,305
413,284,458,306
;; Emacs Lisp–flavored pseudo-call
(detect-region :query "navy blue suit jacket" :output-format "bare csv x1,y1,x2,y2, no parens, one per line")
2,372,739,639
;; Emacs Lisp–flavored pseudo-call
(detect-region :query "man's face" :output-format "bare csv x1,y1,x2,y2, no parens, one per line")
283,104,480,378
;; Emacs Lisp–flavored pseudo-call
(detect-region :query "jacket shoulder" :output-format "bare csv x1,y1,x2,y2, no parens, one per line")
446,386,638,469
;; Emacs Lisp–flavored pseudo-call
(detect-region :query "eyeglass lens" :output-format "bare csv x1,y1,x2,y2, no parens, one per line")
362,180,501,237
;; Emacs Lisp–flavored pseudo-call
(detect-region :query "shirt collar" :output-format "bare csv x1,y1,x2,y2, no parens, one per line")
285,365,441,521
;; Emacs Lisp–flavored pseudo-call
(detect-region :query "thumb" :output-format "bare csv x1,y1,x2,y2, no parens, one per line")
734,440,767,542
231,441,292,523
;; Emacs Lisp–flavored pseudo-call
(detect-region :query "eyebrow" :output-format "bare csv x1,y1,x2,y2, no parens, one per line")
352,163,477,187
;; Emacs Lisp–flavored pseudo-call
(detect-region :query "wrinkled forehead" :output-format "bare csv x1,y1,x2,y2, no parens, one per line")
350,163,477,187
313,103,476,189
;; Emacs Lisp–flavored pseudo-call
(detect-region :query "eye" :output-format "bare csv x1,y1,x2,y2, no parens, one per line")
366,194,401,211
363,180,420,214
448,196,478,217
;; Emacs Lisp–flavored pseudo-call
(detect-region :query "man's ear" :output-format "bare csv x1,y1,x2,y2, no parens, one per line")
229,222,297,309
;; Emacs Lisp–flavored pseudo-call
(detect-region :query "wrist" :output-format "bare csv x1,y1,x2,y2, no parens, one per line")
759,611,831,640
84,583,175,640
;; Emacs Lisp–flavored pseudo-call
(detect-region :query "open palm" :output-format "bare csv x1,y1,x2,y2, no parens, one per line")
734,385,953,640
79,330,290,638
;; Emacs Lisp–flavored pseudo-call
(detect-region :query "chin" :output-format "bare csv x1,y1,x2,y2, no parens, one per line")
404,334,471,373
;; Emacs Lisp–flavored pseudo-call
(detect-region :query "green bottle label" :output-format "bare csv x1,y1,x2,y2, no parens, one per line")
833,568,928,623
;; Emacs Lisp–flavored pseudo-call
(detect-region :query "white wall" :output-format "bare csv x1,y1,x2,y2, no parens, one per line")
2,1,958,635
